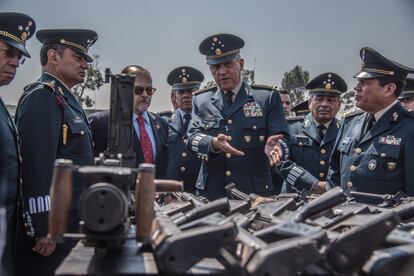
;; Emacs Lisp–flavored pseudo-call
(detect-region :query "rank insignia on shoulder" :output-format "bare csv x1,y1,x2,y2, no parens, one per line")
243,102,263,117
379,135,401,145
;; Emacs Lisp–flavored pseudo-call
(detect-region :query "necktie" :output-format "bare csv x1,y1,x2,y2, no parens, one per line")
364,114,376,135
137,114,154,163
183,113,192,132
225,91,234,108
318,125,326,141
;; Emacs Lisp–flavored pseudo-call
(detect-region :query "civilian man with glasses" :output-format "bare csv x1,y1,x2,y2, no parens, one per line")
14,29,98,276
187,33,290,200
0,12,35,276
89,65,169,179
165,66,204,192
399,78,414,112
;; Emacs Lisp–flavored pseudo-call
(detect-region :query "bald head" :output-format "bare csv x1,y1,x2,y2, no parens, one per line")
121,65,152,82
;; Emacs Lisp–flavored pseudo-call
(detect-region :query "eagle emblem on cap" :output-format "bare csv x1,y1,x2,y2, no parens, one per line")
21,32,27,42
181,77,187,83
215,48,222,55
325,83,332,90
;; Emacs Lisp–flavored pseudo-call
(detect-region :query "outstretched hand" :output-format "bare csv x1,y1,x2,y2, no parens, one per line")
212,134,244,156
265,134,284,166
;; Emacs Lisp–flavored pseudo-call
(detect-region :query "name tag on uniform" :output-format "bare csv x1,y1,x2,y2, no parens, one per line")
73,116,83,124
379,135,401,146
243,102,263,117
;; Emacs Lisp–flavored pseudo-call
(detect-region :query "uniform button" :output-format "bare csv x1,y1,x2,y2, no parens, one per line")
350,165,357,172
299,142,303,146
320,160,326,165
320,149,326,154
380,153,386,157
253,125,257,130
181,152,187,157
24,223,28,228
226,153,231,159
319,172,324,178
226,170,231,176
183,139,188,144
355,148,362,154
265,185,269,189
80,130,85,135
227,136,232,142
180,166,186,172
227,119,233,125
347,181,353,188
26,231,31,236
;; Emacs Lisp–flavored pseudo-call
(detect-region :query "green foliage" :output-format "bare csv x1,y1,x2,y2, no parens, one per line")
281,65,310,106
73,54,104,107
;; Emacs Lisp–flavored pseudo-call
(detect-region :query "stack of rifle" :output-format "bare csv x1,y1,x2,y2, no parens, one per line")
151,184,414,275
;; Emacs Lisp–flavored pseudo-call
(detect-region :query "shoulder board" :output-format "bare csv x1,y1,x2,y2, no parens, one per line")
250,84,277,91
23,80,56,93
193,85,217,96
342,109,364,119
286,115,304,122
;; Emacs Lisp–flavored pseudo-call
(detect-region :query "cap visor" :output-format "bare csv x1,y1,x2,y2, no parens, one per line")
0,37,31,58
353,71,385,79
207,52,238,65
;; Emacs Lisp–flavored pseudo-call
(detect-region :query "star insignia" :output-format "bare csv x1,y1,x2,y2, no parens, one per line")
18,25,23,31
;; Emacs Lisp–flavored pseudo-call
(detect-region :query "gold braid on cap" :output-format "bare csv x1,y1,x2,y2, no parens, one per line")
206,49,240,60
363,67,395,76
60,39,87,53
309,88,341,94
0,30,25,44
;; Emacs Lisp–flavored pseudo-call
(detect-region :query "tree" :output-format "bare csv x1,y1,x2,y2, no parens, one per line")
73,54,104,108
341,90,356,113
281,65,310,106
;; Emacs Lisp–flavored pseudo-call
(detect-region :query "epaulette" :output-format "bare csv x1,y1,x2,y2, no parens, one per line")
250,84,277,91
342,109,364,119
23,80,56,93
193,85,217,96
286,115,304,122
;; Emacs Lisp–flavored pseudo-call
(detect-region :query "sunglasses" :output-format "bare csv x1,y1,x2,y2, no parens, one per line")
134,86,156,96
0,47,25,65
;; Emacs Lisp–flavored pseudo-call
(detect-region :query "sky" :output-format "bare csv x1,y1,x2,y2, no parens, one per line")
1,0,414,112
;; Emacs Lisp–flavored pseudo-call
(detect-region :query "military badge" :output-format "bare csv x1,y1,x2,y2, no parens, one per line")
243,102,263,117
73,116,83,124
244,136,251,142
21,31,27,41
259,136,265,142
392,112,399,121
325,83,332,90
368,159,377,171
181,77,187,83
156,124,160,130
215,48,222,55
379,135,401,146
387,162,397,171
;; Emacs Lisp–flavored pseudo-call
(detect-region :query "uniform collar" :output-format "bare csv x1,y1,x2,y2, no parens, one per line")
177,108,191,120
224,79,243,95
374,100,398,122
43,71,73,92
313,117,332,130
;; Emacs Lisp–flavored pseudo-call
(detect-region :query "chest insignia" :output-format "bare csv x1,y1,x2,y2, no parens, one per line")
243,102,263,117
368,159,377,171
379,135,401,146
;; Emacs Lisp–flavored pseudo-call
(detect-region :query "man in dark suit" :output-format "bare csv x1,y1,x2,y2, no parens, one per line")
165,66,204,192
276,72,347,194
15,29,97,276
88,65,169,179
187,33,290,200
327,47,414,196
0,12,35,276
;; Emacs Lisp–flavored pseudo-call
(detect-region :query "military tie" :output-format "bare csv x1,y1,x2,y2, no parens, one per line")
137,114,154,163
318,124,326,141
225,91,234,108
183,113,192,133
363,114,376,136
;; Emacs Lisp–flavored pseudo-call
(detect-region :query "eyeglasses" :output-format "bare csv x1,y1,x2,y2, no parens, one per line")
134,86,156,96
0,47,25,65
399,97,414,104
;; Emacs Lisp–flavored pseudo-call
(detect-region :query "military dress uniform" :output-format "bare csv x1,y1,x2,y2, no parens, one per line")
278,72,347,192
14,30,97,276
399,78,414,112
165,66,204,192
0,13,35,276
327,47,414,196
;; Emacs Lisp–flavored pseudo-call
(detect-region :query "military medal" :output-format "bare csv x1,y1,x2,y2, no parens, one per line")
368,159,377,171
379,135,401,146
62,123,68,145
387,162,397,171
244,136,251,142
243,102,263,117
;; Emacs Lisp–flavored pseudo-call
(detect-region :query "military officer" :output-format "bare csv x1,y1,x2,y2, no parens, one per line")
165,66,204,192
0,12,35,276
291,100,311,116
187,33,290,200
277,73,346,194
327,47,414,196
399,78,414,112
14,29,97,276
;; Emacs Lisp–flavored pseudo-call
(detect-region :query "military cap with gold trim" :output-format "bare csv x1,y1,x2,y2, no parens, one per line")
291,100,310,116
399,78,414,100
199,33,244,65
0,12,36,57
36,29,97,62
167,66,204,91
354,47,414,81
306,72,347,96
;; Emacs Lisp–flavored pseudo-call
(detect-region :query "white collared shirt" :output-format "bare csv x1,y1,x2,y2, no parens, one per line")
133,112,157,158
314,118,332,135
224,80,243,101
